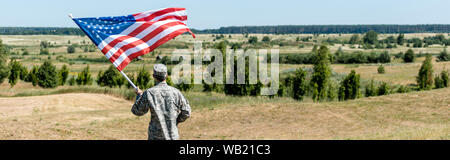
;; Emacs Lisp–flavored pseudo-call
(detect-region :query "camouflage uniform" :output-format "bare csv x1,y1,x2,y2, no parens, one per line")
131,64,191,140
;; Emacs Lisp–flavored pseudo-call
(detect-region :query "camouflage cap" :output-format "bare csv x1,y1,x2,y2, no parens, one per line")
153,64,167,79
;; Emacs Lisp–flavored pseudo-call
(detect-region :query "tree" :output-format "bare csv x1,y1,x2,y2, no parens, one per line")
19,64,28,81
25,65,39,86
262,36,271,42
37,61,58,88
437,49,448,61
68,76,76,86
97,65,125,88
403,49,415,63
397,33,405,45
0,40,9,84
440,70,448,88
310,45,331,102
365,79,376,97
39,48,49,55
377,82,389,95
248,36,258,44
378,64,385,74
57,64,69,85
434,75,443,89
348,34,360,44
8,60,22,87
338,70,360,101
292,68,307,101
416,54,433,90
363,30,378,45
76,65,93,85
67,45,76,53
136,65,152,89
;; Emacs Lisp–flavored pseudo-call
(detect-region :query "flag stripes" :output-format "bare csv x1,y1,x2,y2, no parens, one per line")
72,7,195,71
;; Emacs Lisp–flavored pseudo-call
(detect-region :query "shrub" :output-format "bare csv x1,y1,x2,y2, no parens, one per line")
136,65,152,89
68,76,76,86
403,49,415,63
310,45,331,102
37,61,58,88
39,48,49,55
437,49,448,61
67,45,76,53
377,65,385,74
175,77,193,91
416,54,433,90
365,79,376,97
25,65,39,86
292,68,307,101
19,64,28,80
97,65,126,88
434,75,443,89
440,70,448,88
262,36,270,42
76,65,93,85
338,70,360,101
363,30,378,45
396,85,409,93
377,82,389,95
8,59,22,87
248,36,258,44
57,64,69,85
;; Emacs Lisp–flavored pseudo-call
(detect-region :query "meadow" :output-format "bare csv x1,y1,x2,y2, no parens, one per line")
0,33,448,139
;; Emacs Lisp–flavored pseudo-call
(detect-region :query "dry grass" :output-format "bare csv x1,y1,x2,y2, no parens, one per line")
0,88,448,140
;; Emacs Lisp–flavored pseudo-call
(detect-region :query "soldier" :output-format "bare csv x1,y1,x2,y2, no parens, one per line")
131,64,191,140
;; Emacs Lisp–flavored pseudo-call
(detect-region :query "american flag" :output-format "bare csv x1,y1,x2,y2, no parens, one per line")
72,8,195,71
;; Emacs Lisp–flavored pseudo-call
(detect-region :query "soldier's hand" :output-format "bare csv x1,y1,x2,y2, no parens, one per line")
135,88,143,95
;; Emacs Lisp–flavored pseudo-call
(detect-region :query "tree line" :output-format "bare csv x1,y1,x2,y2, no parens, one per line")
192,24,450,34
1,25,449,35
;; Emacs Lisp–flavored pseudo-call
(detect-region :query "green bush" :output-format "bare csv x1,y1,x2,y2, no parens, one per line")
338,70,360,101
416,54,433,90
136,65,152,89
175,77,193,91
67,45,76,54
441,70,449,88
434,75,443,89
8,59,22,87
403,49,415,63
365,79,376,97
37,61,58,88
248,36,258,44
396,85,409,93
39,48,49,55
363,30,378,45
292,68,307,101
311,45,331,102
76,65,93,85
68,76,76,86
25,65,39,86
377,65,385,74
57,64,69,85
97,65,126,88
377,82,389,95
437,49,448,61
262,36,270,42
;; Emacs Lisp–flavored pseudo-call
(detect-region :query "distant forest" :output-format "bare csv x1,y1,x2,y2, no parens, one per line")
0,25,449,35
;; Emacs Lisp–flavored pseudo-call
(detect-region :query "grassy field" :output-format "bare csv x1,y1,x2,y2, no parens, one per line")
0,88,448,140
0,33,449,139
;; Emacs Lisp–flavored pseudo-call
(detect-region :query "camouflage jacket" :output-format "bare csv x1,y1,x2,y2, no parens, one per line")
131,82,191,140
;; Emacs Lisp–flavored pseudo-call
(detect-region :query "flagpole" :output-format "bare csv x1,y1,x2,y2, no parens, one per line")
120,71,138,91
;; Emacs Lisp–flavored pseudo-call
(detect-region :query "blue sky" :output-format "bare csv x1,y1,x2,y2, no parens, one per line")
0,0,449,29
